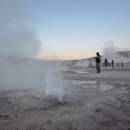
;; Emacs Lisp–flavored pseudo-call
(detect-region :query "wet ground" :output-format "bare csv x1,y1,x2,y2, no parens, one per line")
0,66,130,130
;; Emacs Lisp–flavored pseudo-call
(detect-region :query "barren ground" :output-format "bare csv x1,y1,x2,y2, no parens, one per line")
0,65,130,130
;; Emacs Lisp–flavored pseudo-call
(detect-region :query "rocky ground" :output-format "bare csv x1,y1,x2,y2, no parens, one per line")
0,65,130,130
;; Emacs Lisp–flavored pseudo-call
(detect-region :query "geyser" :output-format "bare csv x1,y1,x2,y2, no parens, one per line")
45,61,65,104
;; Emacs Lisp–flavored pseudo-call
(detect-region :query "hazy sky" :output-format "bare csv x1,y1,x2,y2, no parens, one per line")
0,0,130,60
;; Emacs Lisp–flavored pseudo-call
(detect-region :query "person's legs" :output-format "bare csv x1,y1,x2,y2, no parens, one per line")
96,63,100,73
96,63,98,73
97,63,100,73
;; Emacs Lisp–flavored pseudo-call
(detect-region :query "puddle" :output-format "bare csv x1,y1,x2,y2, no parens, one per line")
116,81,125,84
100,82,106,84
73,80,97,85
115,88,127,94
89,84,113,91
85,81,97,84
75,71,90,74
99,84,113,91
73,80,113,91
105,95,115,101
61,71,90,75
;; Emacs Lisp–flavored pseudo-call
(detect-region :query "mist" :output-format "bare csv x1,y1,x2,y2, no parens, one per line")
0,0,66,102
0,0,41,57
102,41,130,63
102,41,117,55
0,0,43,90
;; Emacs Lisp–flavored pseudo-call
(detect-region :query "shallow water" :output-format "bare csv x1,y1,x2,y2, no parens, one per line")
73,80,113,91
99,84,113,91
75,71,90,74
73,80,96,85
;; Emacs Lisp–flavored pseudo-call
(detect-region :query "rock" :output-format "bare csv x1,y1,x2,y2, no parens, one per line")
94,108,101,112
47,120,52,124
0,114,9,118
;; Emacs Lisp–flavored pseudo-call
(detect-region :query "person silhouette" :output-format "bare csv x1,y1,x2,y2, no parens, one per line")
104,58,108,68
95,52,101,73
111,60,114,68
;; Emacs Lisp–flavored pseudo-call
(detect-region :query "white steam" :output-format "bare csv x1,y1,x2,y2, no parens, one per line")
0,55,47,91
102,41,130,63
0,0,45,92
0,1,66,104
103,41,117,55
0,0,41,57
45,61,65,103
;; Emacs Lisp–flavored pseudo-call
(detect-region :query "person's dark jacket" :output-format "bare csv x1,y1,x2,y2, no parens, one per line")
95,55,101,63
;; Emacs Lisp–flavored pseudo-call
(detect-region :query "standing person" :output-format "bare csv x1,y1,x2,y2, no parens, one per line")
95,52,101,73
122,62,123,67
111,60,114,68
104,58,108,68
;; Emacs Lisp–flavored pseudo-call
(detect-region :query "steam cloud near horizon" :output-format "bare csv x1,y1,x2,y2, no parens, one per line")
102,41,117,55
102,41,130,63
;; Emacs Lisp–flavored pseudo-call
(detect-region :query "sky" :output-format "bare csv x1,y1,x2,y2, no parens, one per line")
0,0,130,60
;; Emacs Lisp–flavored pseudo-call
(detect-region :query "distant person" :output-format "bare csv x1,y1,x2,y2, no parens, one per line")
95,52,101,73
111,60,114,68
117,63,119,67
122,62,123,67
104,58,108,68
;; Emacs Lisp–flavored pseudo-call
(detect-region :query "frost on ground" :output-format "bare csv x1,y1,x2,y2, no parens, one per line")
0,64,130,130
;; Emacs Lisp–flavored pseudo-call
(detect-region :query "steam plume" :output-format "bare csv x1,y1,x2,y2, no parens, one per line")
0,0,41,57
